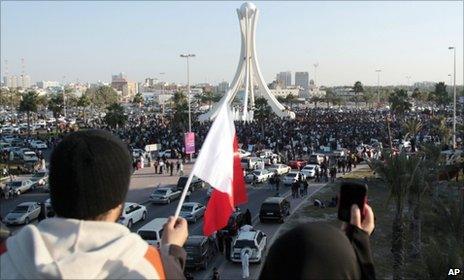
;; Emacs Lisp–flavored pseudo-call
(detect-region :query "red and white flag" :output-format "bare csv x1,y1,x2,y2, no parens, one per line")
191,104,247,236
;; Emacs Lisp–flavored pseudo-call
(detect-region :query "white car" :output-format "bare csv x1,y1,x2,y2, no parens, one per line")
4,202,41,225
231,230,267,263
300,164,320,179
6,180,34,195
30,140,48,149
132,148,146,158
118,202,147,229
150,187,182,204
31,171,49,187
179,202,206,223
22,151,39,162
245,169,273,183
282,171,301,186
238,149,251,158
268,164,291,175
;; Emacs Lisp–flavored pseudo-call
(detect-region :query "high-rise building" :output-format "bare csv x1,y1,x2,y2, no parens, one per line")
111,72,128,91
276,71,292,88
217,81,230,94
18,74,31,88
295,72,309,91
37,81,61,89
3,75,18,88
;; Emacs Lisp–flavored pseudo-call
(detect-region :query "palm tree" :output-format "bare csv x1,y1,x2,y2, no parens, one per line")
18,91,39,136
171,92,189,131
132,93,144,107
77,95,91,124
403,119,422,152
310,96,321,108
389,89,412,117
353,81,364,108
254,97,272,139
372,152,422,280
104,103,127,129
285,94,297,109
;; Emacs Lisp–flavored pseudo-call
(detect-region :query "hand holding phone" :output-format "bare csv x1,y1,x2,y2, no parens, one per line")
337,182,367,223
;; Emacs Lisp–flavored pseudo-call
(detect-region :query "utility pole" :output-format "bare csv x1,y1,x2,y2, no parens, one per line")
448,46,456,149
375,69,382,106
180,54,195,161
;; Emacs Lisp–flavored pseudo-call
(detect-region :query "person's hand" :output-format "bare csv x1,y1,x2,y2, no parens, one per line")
350,204,375,236
161,216,188,247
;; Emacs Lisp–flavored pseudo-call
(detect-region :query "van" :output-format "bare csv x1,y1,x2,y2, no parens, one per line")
137,218,167,247
184,235,217,270
259,197,291,223
308,153,325,165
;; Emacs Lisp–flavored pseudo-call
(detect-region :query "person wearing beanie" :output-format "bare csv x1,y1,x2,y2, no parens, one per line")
0,130,188,279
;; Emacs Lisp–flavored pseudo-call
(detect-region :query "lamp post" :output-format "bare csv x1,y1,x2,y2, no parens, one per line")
448,74,452,86
159,72,165,115
180,54,195,161
180,54,195,132
448,46,456,149
375,69,381,105
62,75,67,118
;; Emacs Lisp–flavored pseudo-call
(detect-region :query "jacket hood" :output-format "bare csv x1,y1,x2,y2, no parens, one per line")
2,218,149,279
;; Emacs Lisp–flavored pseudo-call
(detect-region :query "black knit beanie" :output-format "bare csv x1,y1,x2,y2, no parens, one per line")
49,129,132,219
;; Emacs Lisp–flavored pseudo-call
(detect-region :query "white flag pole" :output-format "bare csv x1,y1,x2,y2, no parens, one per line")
174,170,195,218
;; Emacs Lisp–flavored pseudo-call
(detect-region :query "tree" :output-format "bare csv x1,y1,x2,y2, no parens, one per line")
353,81,364,108
285,94,297,109
104,103,127,129
324,89,336,108
77,95,91,124
18,91,39,136
389,89,411,116
430,82,451,107
171,91,189,131
0,88,21,108
84,86,119,108
310,96,322,108
254,97,272,139
132,93,144,107
48,94,64,118
403,118,422,151
372,152,422,280
362,90,376,108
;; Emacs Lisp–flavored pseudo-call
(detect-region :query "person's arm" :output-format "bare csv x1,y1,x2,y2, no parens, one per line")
161,216,189,280
344,204,376,280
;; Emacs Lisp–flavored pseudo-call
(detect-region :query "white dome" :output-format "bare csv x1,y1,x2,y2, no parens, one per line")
240,2,257,12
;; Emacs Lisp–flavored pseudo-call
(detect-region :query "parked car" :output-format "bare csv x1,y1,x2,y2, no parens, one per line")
230,230,267,263
259,197,291,223
300,164,320,179
219,209,245,236
30,171,49,187
6,180,34,195
22,151,38,163
137,218,168,247
184,235,218,270
179,202,206,223
131,148,146,159
268,164,291,175
240,157,261,170
175,176,204,192
238,149,251,158
308,154,326,165
245,169,273,183
4,202,41,225
288,159,307,170
282,171,300,186
30,140,48,149
118,202,147,228
149,187,181,204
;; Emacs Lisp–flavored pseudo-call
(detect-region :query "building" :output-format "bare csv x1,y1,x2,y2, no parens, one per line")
121,82,138,102
270,87,300,98
295,72,309,91
217,81,230,94
37,80,60,89
276,71,292,88
111,72,128,91
3,75,18,88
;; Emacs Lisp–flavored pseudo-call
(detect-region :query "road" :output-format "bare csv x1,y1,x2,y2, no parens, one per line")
1,159,334,279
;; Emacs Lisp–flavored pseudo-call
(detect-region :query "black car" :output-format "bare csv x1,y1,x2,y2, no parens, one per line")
259,197,291,223
220,210,245,236
184,235,217,270
175,176,204,192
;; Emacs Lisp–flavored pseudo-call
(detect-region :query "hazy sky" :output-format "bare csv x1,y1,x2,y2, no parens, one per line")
1,1,462,86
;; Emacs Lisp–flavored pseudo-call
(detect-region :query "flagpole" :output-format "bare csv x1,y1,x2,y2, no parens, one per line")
174,171,196,218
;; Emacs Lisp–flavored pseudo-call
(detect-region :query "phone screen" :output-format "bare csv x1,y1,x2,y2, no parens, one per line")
337,182,367,223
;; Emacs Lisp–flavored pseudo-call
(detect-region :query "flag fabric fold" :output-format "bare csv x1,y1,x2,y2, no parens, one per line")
191,104,247,236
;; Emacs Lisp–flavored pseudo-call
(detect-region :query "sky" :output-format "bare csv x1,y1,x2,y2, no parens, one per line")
1,1,463,86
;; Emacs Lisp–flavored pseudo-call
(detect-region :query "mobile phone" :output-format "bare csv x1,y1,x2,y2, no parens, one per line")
337,182,368,223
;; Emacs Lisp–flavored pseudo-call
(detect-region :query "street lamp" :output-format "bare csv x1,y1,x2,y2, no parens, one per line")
448,74,452,87
180,54,195,133
62,75,67,118
375,69,381,105
448,46,456,149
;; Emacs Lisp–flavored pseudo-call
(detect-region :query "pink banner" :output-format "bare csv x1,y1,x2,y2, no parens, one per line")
184,132,195,154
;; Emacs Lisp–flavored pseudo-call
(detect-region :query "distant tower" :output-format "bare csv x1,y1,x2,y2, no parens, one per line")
199,2,295,121
3,59,8,86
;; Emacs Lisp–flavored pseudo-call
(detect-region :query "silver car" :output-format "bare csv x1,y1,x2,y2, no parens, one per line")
180,202,206,223
6,180,34,195
5,202,41,225
150,187,181,204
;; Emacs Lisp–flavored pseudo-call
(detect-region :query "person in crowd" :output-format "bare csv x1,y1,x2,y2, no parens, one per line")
37,203,46,222
224,235,232,261
244,209,252,225
159,160,164,174
259,204,375,280
154,160,159,174
0,130,188,279
212,267,220,280
176,160,181,174
241,248,251,279
179,162,184,176
275,174,280,195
